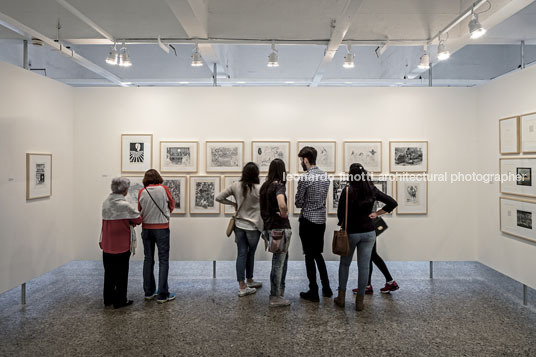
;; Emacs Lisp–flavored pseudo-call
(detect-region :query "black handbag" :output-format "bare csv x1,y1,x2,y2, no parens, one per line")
372,217,388,236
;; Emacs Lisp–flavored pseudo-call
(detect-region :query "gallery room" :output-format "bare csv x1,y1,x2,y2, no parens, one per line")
1,0,536,355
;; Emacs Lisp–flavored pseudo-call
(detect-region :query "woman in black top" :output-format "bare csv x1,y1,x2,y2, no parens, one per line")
334,163,397,311
260,159,292,307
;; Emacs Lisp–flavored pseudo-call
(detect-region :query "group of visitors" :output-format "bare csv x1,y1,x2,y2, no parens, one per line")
100,146,399,311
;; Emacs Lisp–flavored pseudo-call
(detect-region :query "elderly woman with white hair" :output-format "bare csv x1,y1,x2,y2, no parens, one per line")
100,177,142,309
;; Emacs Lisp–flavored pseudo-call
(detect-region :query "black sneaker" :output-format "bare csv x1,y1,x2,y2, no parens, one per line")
300,290,320,302
322,287,333,298
114,300,134,309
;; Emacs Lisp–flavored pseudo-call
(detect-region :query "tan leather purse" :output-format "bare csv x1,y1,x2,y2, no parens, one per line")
226,199,245,237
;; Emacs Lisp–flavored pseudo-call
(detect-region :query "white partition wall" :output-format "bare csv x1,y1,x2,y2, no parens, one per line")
0,62,76,294
74,87,479,262
477,65,536,289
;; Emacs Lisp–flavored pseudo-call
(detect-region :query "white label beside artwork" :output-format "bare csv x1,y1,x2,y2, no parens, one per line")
500,197,536,243
121,134,153,173
26,153,52,200
521,114,536,153
499,117,519,154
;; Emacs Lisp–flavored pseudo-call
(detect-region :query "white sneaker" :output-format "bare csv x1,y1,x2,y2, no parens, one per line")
247,281,262,289
238,287,256,297
269,296,291,307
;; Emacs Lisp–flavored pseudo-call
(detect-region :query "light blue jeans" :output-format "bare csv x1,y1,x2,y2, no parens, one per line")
338,230,376,296
267,229,292,297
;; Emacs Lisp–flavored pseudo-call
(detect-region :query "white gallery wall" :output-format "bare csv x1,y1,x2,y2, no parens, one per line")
0,62,76,293
74,86,480,262
477,65,536,289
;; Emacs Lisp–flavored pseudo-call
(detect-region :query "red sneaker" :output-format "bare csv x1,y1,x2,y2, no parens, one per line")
352,285,373,295
380,281,399,294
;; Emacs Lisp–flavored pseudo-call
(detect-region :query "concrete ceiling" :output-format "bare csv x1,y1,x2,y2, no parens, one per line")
0,0,535,87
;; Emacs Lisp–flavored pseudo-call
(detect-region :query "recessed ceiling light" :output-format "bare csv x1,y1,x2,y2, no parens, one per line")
191,43,203,67
343,44,355,68
179,81,190,84
236,81,246,84
285,81,295,84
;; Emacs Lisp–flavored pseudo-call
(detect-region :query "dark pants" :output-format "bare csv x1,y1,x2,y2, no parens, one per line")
142,228,170,300
299,217,330,292
103,250,131,307
368,242,393,285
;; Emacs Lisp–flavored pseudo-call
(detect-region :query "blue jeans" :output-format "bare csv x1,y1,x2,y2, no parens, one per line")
338,231,376,296
268,229,292,297
234,227,261,282
142,228,170,299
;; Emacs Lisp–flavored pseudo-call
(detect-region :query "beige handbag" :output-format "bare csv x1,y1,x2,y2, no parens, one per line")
226,199,245,237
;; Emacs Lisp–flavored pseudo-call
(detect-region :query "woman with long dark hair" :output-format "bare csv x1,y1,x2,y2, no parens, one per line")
216,162,263,297
334,163,397,311
260,159,292,307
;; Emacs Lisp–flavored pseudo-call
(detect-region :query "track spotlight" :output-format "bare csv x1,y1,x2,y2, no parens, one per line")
118,42,132,67
418,51,430,70
106,43,118,65
191,43,203,67
469,8,486,39
343,44,355,68
267,42,279,67
437,40,450,61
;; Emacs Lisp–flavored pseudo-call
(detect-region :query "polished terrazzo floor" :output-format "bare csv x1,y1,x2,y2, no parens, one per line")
0,261,535,356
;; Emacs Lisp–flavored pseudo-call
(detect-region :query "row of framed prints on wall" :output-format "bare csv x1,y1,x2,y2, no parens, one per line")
121,134,429,174
499,111,536,243
124,175,428,216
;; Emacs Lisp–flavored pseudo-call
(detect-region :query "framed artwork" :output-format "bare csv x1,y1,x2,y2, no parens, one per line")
389,141,428,173
291,176,301,215
521,113,536,153
189,176,221,214
251,141,290,172
124,177,144,207
500,197,536,243
372,179,394,214
205,141,244,173
343,141,382,173
160,141,198,173
500,158,536,198
162,176,187,215
396,177,428,214
121,134,153,174
328,177,348,215
297,141,336,173
26,153,52,200
222,176,240,215
499,116,520,154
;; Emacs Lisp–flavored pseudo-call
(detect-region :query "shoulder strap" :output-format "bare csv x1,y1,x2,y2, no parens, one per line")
344,187,349,233
144,187,169,221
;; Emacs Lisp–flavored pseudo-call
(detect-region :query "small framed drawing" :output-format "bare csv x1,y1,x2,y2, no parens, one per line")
389,141,428,173
328,177,348,215
343,141,382,173
121,134,153,174
297,141,336,173
160,141,198,173
251,141,290,173
292,176,302,215
162,176,187,215
189,176,221,215
500,197,536,243
124,177,144,207
500,158,536,198
521,113,536,153
222,176,241,215
372,179,394,214
499,116,520,154
396,177,428,214
26,153,52,200
206,141,244,173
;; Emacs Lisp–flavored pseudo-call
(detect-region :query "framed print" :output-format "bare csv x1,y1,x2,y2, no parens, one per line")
500,158,536,198
499,116,520,154
343,141,382,173
297,141,336,173
160,141,198,173
291,176,302,215
396,177,428,214
328,177,348,215
389,141,428,173
251,141,290,173
521,113,536,153
222,175,241,215
500,197,536,243
162,176,187,215
372,179,394,214
189,176,221,214
205,141,244,173
124,177,144,207
26,153,52,200
121,134,153,174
